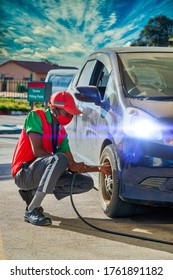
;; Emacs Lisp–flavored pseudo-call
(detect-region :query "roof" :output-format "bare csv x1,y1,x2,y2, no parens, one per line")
0,60,77,74
94,46,173,55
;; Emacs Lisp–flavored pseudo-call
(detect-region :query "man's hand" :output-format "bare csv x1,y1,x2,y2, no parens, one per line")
68,161,112,175
98,162,112,175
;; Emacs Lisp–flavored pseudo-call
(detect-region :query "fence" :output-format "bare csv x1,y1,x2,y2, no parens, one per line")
0,79,29,99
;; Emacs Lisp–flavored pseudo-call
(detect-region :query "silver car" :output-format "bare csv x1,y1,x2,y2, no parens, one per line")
45,68,77,94
67,47,173,218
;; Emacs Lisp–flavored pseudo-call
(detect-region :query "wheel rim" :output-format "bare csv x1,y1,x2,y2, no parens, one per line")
101,158,113,206
104,175,113,200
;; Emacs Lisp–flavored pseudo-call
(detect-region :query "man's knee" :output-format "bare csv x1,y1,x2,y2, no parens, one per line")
54,153,69,171
57,153,68,164
43,153,68,171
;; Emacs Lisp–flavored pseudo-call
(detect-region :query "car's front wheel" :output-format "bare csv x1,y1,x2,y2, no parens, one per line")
99,144,137,218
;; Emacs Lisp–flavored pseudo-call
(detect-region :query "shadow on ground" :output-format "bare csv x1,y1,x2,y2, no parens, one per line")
46,206,173,255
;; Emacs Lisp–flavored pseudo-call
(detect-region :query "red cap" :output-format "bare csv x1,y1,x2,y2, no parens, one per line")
50,91,82,115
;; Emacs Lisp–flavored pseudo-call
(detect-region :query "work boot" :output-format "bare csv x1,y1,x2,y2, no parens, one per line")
24,207,52,226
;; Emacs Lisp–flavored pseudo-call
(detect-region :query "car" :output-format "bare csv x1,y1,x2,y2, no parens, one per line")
66,46,173,218
45,68,78,94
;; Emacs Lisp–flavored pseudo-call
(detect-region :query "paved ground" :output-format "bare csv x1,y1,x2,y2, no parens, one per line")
0,114,173,260
0,113,24,134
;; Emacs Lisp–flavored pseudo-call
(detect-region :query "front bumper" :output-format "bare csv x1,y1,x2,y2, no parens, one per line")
121,166,173,206
120,138,173,206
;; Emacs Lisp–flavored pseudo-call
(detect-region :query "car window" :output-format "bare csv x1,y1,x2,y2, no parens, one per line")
104,71,118,107
49,74,74,88
96,65,109,100
77,60,97,86
89,60,110,100
77,54,112,100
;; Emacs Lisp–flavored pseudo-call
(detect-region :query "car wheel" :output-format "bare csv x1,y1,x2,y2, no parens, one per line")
99,144,137,218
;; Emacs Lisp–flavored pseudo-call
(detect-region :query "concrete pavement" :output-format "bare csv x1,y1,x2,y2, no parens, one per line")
0,113,24,134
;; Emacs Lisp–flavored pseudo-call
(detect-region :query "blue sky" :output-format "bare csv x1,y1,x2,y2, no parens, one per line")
0,0,173,67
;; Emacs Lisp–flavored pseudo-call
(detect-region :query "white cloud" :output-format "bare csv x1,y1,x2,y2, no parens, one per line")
47,43,85,56
32,25,56,36
51,0,90,23
14,36,34,43
103,13,117,30
19,48,34,54
45,0,103,42
48,46,60,53
33,51,46,59
61,43,85,53
0,48,9,57
8,27,16,31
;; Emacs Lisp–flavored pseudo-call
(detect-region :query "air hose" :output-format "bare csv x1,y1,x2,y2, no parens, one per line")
70,173,173,246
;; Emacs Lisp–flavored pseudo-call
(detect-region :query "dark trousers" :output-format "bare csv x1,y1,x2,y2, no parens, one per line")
14,153,94,200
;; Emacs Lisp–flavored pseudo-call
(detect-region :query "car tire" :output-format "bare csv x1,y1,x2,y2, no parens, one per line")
99,144,137,218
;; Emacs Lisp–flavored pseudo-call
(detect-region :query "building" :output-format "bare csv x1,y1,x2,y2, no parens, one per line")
0,60,77,81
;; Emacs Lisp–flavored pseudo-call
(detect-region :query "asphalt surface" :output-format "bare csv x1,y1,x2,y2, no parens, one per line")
0,114,173,260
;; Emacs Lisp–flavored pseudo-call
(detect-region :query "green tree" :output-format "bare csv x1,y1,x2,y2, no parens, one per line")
41,59,59,66
131,15,173,46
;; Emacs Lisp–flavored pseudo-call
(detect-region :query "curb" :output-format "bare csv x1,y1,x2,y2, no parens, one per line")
0,111,28,115
0,124,22,134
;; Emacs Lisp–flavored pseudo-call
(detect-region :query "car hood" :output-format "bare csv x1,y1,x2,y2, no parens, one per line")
129,99,173,118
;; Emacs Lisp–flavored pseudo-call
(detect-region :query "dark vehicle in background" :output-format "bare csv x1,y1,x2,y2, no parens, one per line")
66,47,173,218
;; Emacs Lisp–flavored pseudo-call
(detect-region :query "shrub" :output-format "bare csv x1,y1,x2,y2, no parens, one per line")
0,98,44,112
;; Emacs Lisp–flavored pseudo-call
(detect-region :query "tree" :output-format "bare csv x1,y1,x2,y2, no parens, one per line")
131,15,173,46
41,59,59,66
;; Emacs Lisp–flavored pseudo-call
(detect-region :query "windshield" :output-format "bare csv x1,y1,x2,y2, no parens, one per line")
118,52,173,99
49,74,75,88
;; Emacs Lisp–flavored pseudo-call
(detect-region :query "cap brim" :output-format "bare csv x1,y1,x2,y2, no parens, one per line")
64,106,82,115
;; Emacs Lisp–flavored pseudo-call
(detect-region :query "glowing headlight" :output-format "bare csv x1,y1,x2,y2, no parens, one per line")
123,108,162,140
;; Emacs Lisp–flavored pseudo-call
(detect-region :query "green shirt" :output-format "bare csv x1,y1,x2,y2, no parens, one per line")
24,108,70,153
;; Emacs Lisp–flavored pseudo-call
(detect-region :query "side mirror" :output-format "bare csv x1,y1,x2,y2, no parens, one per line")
74,86,101,105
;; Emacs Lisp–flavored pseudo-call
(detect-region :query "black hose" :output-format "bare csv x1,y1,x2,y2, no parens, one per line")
70,173,173,246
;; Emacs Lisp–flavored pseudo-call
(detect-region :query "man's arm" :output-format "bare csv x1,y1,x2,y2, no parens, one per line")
28,135,111,175
64,151,112,175
28,132,51,157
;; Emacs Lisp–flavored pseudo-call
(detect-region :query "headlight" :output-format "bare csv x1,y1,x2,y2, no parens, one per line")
123,107,162,140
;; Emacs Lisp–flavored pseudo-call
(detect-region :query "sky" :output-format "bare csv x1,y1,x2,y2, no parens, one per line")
0,0,173,67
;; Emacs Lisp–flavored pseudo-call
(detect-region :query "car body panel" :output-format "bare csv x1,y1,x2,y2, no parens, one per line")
129,99,173,118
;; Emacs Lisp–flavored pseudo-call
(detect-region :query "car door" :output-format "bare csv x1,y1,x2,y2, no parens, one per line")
66,60,97,160
68,53,114,165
